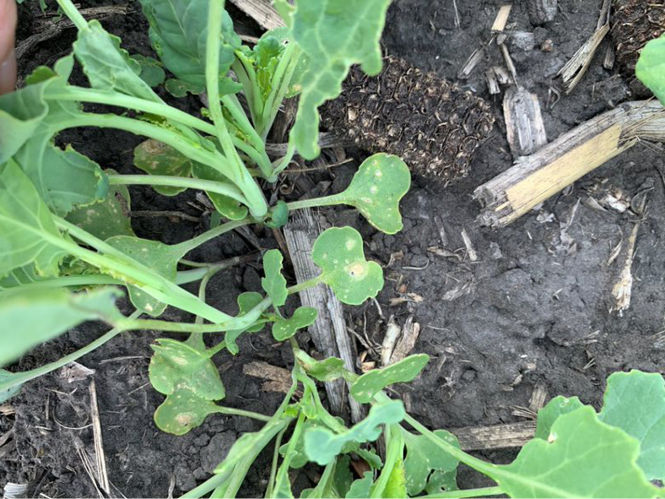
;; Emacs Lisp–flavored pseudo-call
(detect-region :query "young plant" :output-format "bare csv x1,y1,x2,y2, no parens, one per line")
636,34,665,104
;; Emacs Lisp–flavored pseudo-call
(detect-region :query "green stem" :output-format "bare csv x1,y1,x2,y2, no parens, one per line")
0,310,142,394
260,43,300,141
265,426,287,498
108,174,246,206
232,55,261,126
422,486,504,499
286,193,344,212
273,411,306,494
55,0,88,30
172,219,251,255
287,276,324,295
371,424,404,498
214,406,272,423
272,142,296,178
221,94,266,153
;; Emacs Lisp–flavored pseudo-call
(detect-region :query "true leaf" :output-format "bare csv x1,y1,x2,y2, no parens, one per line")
137,0,241,96
133,139,193,196
535,396,585,440
403,429,460,495
496,406,659,497
261,249,288,307
226,292,267,354
350,354,429,403
598,370,665,481
346,472,374,499
335,154,410,234
295,351,347,382
636,35,665,105
131,54,166,87
272,306,317,341
149,338,225,400
73,20,161,102
0,160,67,278
289,0,391,159
304,400,406,465
191,162,249,220
312,227,383,305
66,179,135,240
105,236,185,316
154,387,220,435
0,287,123,367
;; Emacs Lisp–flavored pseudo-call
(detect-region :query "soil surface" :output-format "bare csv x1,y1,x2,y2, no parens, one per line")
3,0,665,497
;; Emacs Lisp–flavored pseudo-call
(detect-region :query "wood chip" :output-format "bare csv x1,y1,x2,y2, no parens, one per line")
389,317,421,364
491,4,513,32
503,87,548,157
380,316,402,367
451,421,536,450
89,380,110,495
227,0,285,30
611,222,640,316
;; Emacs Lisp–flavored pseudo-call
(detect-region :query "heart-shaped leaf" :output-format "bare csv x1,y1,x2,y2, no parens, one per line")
403,429,460,495
535,396,585,440
261,249,288,307
336,154,410,234
599,370,665,481
272,306,317,341
350,354,429,403
149,338,224,400
304,400,406,465
312,227,383,305
154,387,220,435
105,236,185,316
133,140,193,196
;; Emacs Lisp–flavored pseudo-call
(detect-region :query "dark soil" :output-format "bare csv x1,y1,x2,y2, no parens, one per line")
2,0,665,497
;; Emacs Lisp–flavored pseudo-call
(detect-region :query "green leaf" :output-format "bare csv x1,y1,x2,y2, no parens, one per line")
131,54,166,87
497,406,659,497
403,429,460,495
0,287,123,367
535,396,585,440
598,370,665,481
336,154,410,234
0,160,67,278
0,369,23,403
105,236,185,316
264,200,289,229
425,469,458,494
261,249,288,307
225,292,267,354
137,0,241,96
350,354,429,404
154,387,220,435
149,338,225,399
74,20,160,102
382,452,407,498
191,162,249,220
346,472,374,499
289,0,391,159
272,306,317,341
295,351,347,382
66,179,135,240
304,400,406,465
636,35,665,105
312,227,383,305
133,139,193,196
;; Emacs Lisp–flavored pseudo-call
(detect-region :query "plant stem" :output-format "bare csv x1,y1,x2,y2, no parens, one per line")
55,0,88,30
0,310,142,394
287,276,323,295
286,193,344,212
108,174,246,205
173,219,251,255
421,486,504,499
265,426,287,498
214,406,272,422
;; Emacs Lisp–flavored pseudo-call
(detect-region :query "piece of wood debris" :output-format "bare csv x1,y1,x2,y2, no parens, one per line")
486,68,501,95
0,404,15,416
498,40,518,84
493,65,511,85
611,222,640,316
380,316,401,367
3,483,28,499
503,87,548,156
461,228,479,262
475,100,665,227
228,0,285,30
283,209,363,422
89,380,110,495
243,361,292,393
528,383,548,413
491,5,513,32
389,317,421,365
458,46,486,80
557,0,610,93
603,44,616,70
451,421,536,451
527,0,557,25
